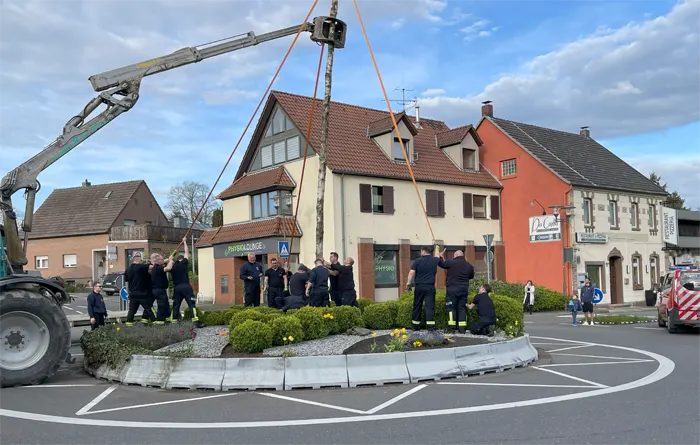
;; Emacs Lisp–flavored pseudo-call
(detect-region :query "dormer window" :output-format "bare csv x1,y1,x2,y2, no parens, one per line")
393,138,410,162
463,148,476,170
265,108,293,137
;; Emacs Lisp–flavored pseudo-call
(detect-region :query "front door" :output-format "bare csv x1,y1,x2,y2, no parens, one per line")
609,257,623,304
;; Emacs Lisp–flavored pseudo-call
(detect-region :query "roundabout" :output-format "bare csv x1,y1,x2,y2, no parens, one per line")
0,335,675,429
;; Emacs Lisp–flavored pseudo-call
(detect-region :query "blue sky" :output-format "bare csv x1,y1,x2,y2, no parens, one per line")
1,0,698,221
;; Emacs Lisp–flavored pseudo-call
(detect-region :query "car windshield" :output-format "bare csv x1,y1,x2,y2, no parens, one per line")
103,274,120,281
679,271,700,288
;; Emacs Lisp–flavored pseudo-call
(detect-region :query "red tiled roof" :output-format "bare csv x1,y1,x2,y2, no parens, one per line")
235,91,501,188
435,125,482,148
367,112,418,138
196,216,302,247
217,166,295,200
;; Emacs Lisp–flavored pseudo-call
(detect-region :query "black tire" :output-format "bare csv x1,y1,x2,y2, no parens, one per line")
0,289,71,387
106,292,114,296
667,312,678,334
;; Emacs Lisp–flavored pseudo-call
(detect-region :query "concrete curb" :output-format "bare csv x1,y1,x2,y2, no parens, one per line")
85,334,538,391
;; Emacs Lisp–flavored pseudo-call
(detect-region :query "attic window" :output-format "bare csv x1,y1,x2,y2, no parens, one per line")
104,191,112,199
393,138,409,161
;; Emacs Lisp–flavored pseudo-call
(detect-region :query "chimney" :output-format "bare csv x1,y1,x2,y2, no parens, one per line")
481,100,493,118
580,126,590,138
81,179,91,187
415,106,421,128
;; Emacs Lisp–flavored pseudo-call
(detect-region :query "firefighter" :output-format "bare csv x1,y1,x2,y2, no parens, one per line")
239,253,263,307
324,255,359,307
165,238,199,323
328,252,342,306
406,245,444,331
263,257,287,309
124,252,155,326
305,259,330,307
149,253,171,325
467,283,497,336
87,282,107,330
440,249,475,334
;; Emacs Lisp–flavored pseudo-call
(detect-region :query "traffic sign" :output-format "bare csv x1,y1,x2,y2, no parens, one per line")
593,288,603,304
483,234,494,248
485,251,494,264
278,241,290,259
120,287,129,301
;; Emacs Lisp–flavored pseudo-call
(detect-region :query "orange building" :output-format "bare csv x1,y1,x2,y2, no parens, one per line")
477,102,667,303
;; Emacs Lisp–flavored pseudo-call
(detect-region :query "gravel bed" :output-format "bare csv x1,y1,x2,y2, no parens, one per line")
262,329,509,357
155,326,229,358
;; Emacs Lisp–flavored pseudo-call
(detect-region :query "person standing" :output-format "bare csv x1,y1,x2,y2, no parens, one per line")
165,238,199,323
467,283,497,336
568,294,582,327
149,253,171,325
579,278,596,326
324,255,358,307
263,257,287,309
406,245,444,331
239,253,263,307
440,249,474,334
124,252,155,326
282,264,310,312
87,282,107,330
306,259,330,307
328,252,342,306
523,280,535,315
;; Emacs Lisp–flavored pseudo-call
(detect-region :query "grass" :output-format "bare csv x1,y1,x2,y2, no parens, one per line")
578,314,655,323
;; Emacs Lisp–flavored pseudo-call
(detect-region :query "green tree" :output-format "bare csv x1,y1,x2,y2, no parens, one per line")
649,172,688,210
212,207,223,227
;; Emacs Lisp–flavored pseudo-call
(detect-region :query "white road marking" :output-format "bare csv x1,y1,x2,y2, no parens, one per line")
62,305,77,311
546,344,593,353
436,382,596,389
540,360,654,367
75,385,118,415
531,342,579,346
633,327,661,330
81,393,237,416
22,384,98,388
259,392,367,414
531,366,608,388
365,384,427,414
77,306,88,309
0,337,674,428
74,310,84,314
550,353,646,361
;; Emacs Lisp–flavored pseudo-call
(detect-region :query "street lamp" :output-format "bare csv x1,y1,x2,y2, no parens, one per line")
549,204,576,296
530,199,547,216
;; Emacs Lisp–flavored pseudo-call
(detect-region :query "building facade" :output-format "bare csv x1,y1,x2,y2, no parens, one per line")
661,208,700,269
197,91,506,305
477,102,668,304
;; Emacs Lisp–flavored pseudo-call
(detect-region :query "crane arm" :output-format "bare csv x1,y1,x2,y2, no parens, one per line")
0,16,347,273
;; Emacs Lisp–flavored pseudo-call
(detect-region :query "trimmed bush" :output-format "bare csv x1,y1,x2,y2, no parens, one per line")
357,298,375,313
229,320,273,353
270,316,304,346
395,299,413,329
470,278,566,312
383,300,400,326
201,310,226,326
262,312,284,325
330,306,364,332
290,306,327,340
253,306,282,315
362,303,393,330
322,307,340,334
222,308,245,324
230,309,265,328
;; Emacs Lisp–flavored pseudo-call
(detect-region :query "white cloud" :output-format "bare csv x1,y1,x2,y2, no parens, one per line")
422,88,446,96
418,0,700,139
629,156,700,210
460,18,498,41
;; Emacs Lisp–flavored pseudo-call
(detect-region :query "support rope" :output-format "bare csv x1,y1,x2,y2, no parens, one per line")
352,0,436,245
284,42,326,269
171,0,320,255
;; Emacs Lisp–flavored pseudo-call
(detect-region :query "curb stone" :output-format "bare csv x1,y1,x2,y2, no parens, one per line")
85,334,538,391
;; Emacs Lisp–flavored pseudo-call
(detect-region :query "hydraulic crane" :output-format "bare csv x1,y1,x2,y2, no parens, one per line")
0,16,346,388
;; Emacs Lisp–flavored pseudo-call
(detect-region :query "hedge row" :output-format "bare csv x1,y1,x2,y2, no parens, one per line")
467,278,566,312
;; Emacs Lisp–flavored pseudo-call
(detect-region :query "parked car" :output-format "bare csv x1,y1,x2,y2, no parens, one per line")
101,272,124,296
48,276,65,289
657,267,700,333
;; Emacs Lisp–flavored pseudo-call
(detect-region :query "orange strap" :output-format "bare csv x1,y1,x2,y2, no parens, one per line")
172,0,320,255
353,0,436,244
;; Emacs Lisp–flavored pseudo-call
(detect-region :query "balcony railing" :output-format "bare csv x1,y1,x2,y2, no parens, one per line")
110,224,203,242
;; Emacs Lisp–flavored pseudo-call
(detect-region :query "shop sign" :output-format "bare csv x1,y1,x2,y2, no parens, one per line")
529,215,561,243
575,232,608,244
213,237,285,258
661,206,678,245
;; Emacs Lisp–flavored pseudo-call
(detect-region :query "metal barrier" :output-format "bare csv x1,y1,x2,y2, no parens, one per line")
346,352,410,387
405,348,463,383
284,355,349,390
165,358,226,390
221,357,285,391
121,355,172,387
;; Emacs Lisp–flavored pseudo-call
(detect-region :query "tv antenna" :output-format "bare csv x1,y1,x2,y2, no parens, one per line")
384,87,416,111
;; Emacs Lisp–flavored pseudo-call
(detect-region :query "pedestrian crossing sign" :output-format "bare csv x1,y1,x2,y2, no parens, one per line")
278,241,290,258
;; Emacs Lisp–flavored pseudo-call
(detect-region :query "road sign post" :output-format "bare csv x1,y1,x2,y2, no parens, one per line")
119,287,128,311
278,241,290,259
593,288,604,305
483,234,494,283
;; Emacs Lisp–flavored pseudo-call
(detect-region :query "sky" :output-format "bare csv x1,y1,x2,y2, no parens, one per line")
1,0,698,217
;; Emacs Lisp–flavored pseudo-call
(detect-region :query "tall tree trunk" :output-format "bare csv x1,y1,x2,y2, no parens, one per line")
315,0,338,259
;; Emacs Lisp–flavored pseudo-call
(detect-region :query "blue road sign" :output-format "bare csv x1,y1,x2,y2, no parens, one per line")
120,287,129,301
278,241,290,259
593,288,603,304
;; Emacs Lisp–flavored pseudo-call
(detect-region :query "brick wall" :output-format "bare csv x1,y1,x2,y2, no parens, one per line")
26,234,109,282
215,257,236,305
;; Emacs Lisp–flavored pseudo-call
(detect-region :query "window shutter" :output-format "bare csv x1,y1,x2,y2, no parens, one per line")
286,136,300,160
383,186,395,214
426,190,437,216
463,193,473,218
490,195,500,220
261,145,272,167
359,184,372,213
437,191,445,217
273,141,286,164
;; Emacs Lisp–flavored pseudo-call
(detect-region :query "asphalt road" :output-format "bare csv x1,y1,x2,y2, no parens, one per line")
1,312,698,444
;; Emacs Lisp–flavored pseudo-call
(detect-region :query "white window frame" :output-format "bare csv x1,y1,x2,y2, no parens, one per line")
35,256,49,269
583,198,593,225
63,254,77,268
473,195,487,219
608,201,618,227
500,159,517,177
632,255,641,287
123,219,136,226
631,202,639,229
393,138,409,161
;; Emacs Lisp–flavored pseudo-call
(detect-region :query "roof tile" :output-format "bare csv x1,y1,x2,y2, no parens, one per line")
196,216,302,247
367,112,418,138
436,125,473,148
217,166,295,200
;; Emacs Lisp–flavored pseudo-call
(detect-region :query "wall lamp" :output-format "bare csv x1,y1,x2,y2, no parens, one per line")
530,199,547,216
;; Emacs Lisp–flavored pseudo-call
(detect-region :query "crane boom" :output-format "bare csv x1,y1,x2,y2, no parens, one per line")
0,16,347,274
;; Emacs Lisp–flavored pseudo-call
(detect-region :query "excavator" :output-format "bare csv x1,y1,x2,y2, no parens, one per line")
0,16,346,387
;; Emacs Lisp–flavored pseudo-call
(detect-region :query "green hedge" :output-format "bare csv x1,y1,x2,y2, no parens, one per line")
230,320,273,353
270,317,304,346
362,303,394,330
468,278,566,312
289,306,328,340
230,309,266,328
357,298,375,313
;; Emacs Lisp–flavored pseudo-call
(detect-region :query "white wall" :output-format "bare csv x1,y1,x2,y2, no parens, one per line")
197,247,215,301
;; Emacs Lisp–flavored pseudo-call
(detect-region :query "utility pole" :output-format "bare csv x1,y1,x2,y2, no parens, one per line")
315,0,339,259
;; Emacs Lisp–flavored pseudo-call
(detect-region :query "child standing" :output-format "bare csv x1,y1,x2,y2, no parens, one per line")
568,295,582,326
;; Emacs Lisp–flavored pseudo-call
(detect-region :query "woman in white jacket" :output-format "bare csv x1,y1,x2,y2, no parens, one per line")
523,280,535,314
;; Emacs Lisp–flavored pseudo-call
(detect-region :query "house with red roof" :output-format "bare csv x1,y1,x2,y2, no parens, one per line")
196,91,505,305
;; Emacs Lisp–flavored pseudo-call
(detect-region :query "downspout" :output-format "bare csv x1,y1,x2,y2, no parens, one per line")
565,185,574,295
340,173,347,259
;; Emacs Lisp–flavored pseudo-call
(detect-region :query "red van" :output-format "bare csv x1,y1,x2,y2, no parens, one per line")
657,268,700,333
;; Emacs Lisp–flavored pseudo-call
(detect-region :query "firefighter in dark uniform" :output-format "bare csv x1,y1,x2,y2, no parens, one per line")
324,255,359,307
164,238,199,323
406,245,444,331
440,249,475,333
124,252,155,326
239,253,263,307
328,252,342,306
149,253,171,325
263,257,287,309
305,259,330,307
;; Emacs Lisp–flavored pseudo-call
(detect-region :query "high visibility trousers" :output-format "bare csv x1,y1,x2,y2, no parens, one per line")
152,288,171,324
171,284,198,321
412,284,436,330
446,285,468,330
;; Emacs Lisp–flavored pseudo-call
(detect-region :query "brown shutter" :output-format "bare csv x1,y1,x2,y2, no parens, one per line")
383,186,395,214
359,184,372,213
437,191,445,217
490,195,500,220
463,193,473,218
426,190,437,216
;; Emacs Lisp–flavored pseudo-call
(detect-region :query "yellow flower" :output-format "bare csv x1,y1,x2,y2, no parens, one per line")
283,337,288,342
401,328,406,333
116,327,120,332
515,320,519,325
401,334,408,340
288,336,294,342
389,332,394,337
371,332,377,338
330,315,334,319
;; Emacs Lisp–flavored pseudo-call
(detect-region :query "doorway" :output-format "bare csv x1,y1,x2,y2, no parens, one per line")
608,252,624,305
92,250,106,283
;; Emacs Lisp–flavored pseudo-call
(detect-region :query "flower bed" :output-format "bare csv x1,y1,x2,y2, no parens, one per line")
344,330,488,355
